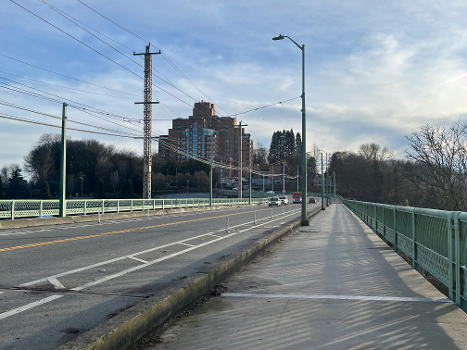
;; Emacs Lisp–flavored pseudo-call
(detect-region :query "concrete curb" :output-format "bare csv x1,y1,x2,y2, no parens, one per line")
59,207,322,350
0,204,262,230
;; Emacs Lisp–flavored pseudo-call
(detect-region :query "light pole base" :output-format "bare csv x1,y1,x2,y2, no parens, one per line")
301,219,309,226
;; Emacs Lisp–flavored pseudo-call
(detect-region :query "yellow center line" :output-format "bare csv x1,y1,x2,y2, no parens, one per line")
0,207,272,253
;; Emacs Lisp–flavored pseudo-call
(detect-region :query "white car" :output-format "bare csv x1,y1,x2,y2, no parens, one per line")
278,195,288,205
268,197,281,207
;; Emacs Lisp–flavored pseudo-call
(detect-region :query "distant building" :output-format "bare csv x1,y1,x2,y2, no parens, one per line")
159,101,253,173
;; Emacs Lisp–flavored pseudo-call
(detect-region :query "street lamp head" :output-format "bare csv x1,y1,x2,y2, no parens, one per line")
272,34,285,41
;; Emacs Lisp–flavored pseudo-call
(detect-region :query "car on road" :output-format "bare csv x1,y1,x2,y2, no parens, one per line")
279,195,288,205
268,196,281,207
309,197,316,204
292,192,302,203
266,190,275,195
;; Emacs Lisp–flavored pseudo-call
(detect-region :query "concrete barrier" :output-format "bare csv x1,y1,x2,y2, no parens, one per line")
58,207,322,350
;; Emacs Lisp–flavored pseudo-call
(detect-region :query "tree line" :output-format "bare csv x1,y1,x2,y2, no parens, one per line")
1,121,465,211
329,121,466,211
0,134,214,199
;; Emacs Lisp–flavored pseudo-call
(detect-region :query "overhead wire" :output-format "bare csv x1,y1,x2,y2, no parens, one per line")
154,135,297,179
0,81,143,134
0,112,142,139
75,0,147,44
0,99,141,137
39,0,200,104
9,0,194,108
0,53,140,99
74,0,235,115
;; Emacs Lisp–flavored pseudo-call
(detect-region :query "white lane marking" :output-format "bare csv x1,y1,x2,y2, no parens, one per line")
0,207,256,236
70,210,302,292
20,207,301,288
0,295,63,320
47,277,65,290
179,242,195,247
19,256,127,287
207,233,222,238
126,256,148,264
222,292,453,304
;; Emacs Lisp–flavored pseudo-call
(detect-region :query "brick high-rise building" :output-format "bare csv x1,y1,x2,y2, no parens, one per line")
159,101,253,173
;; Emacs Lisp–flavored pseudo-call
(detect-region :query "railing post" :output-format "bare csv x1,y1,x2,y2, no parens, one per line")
102,199,105,214
117,200,120,213
162,199,165,211
393,206,398,251
373,204,376,230
153,199,155,211
412,209,418,270
448,212,454,300
454,212,460,305
39,200,43,218
131,200,133,212
11,200,15,220
84,200,87,215
382,205,386,239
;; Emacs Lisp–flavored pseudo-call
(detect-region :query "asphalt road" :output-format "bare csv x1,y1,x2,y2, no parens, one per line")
0,202,313,349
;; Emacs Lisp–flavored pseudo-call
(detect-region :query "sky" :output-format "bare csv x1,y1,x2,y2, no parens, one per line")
0,0,465,171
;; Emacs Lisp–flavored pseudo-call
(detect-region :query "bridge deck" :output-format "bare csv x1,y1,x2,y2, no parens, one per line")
143,203,467,350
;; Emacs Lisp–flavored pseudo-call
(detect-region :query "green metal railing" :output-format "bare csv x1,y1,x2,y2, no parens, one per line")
0,197,267,221
342,197,467,312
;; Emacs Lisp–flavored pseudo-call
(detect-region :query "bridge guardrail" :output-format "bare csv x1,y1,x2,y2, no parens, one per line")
342,197,467,312
0,197,268,221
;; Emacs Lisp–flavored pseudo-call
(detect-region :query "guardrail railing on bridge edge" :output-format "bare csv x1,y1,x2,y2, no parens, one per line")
0,197,268,221
340,196,466,312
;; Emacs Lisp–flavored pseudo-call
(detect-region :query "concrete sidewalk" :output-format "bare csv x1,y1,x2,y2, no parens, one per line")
142,204,467,350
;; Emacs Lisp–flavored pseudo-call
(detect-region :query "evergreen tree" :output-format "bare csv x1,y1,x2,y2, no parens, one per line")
295,132,302,155
8,166,29,198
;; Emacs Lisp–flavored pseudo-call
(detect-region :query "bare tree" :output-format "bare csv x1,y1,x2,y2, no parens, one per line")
359,143,393,162
253,142,268,165
406,121,467,210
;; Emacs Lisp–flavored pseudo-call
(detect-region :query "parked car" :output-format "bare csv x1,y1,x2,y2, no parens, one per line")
266,190,275,195
309,197,316,204
268,197,281,207
279,195,288,205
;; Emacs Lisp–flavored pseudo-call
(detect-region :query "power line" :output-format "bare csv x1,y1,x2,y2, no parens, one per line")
155,136,297,179
0,99,141,137
0,53,140,99
76,0,147,44
224,96,301,118
73,0,233,114
0,81,143,134
0,76,139,121
9,0,193,108
0,112,142,139
0,69,137,100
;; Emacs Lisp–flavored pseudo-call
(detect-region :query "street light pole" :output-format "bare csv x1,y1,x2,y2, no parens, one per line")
321,152,325,210
59,103,67,217
273,34,308,225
